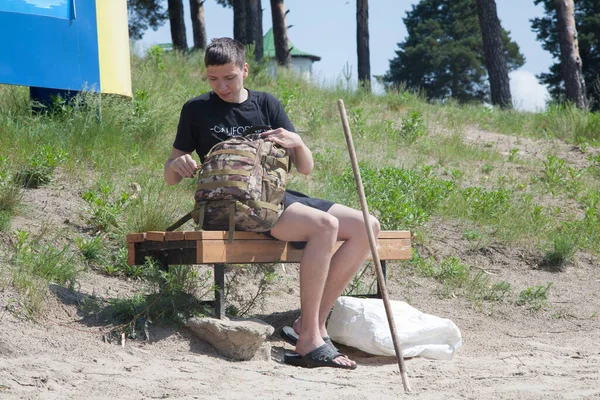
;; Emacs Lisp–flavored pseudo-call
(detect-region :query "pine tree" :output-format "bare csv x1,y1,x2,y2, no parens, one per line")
555,0,587,109
233,0,248,44
247,0,264,61
167,0,187,52
383,0,524,103
189,0,207,52
531,0,599,109
127,0,168,41
357,0,371,91
476,0,512,108
270,0,291,67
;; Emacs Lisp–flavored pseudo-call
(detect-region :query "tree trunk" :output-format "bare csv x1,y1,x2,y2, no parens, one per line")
168,0,187,52
233,0,247,44
189,0,207,52
357,0,371,91
476,0,512,108
255,0,264,61
247,0,262,60
555,0,587,109
270,0,291,67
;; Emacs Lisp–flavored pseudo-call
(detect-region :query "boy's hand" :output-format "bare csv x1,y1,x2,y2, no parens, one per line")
261,128,303,149
171,154,200,178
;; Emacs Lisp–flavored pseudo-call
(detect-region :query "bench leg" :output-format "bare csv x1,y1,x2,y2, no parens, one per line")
157,253,170,289
158,252,169,272
214,263,225,319
376,260,387,299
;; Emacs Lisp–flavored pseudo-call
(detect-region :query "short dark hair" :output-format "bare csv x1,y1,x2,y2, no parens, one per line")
204,38,246,68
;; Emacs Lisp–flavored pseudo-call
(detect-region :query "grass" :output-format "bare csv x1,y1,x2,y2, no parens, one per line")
81,260,214,336
1,46,599,320
5,231,80,316
0,156,22,231
517,283,552,312
408,250,508,305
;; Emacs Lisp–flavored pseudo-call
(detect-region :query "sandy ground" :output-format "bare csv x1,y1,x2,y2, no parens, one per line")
1,259,599,400
1,128,600,399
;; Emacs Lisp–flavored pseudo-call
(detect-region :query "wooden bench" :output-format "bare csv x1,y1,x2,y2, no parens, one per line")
126,230,412,318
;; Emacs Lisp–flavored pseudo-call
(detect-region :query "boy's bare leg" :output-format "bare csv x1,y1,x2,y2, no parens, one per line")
320,204,380,326
269,203,355,367
291,204,381,340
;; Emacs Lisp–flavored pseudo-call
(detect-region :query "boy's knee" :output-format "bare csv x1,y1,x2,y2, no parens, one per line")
316,213,339,236
356,215,380,238
370,216,381,237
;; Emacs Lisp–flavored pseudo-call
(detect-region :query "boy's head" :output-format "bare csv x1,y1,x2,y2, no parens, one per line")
204,37,246,68
205,38,248,103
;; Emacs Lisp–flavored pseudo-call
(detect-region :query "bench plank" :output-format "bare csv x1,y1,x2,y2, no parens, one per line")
165,231,185,241
126,233,146,243
127,230,412,265
196,237,411,263
198,239,304,263
146,231,166,241
127,230,411,243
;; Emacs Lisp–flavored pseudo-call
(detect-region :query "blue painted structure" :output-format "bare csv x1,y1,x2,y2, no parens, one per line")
0,0,101,92
0,0,132,109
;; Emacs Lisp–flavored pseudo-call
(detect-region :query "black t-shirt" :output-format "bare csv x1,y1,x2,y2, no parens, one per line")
173,89,295,161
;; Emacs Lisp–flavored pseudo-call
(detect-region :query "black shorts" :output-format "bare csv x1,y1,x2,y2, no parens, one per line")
283,189,335,212
268,189,336,249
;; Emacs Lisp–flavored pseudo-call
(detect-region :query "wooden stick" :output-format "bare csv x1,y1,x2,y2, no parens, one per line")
337,99,412,392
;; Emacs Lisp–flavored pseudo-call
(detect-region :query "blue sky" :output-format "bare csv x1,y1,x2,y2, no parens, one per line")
139,0,555,85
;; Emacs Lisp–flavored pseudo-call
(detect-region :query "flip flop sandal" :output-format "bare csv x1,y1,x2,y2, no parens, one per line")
280,326,335,349
283,342,357,370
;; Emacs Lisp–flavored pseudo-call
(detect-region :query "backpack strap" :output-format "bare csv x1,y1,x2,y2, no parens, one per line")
245,200,280,212
263,156,289,172
198,169,252,178
196,181,249,191
209,149,256,159
166,212,193,232
195,202,206,231
166,202,205,232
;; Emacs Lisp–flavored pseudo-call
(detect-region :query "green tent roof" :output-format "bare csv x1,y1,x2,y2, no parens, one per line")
263,28,321,61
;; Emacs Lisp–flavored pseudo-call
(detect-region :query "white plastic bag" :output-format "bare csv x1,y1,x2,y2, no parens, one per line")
327,296,462,360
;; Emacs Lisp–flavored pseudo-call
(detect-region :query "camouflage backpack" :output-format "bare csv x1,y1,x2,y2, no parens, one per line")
168,131,289,241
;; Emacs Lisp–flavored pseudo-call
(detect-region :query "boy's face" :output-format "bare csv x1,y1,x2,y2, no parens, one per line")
206,62,248,103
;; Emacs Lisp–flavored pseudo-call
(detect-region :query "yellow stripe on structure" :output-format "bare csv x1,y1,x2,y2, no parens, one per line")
96,0,132,97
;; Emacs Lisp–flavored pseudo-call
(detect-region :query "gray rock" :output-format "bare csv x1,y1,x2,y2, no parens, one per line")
186,317,274,361
251,342,272,362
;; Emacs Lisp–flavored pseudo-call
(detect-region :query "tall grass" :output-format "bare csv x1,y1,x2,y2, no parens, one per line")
0,156,22,231
5,231,80,316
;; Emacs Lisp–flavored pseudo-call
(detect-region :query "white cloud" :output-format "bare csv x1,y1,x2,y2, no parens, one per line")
509,69,551,113
24,0,66,9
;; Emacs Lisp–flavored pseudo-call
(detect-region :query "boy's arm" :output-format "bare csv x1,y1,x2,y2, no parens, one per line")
289,141,314,175
164,147,199,185
261,128,314,175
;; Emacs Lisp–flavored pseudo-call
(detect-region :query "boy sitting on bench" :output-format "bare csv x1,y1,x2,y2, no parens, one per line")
164,37,380,370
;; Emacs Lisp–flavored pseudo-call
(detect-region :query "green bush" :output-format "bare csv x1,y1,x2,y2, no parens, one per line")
14,146,66,188
7,231,80,315
333,165,454,229
75,235,104,262
82,259,212,337
517,283,552,312
82,184,131,233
